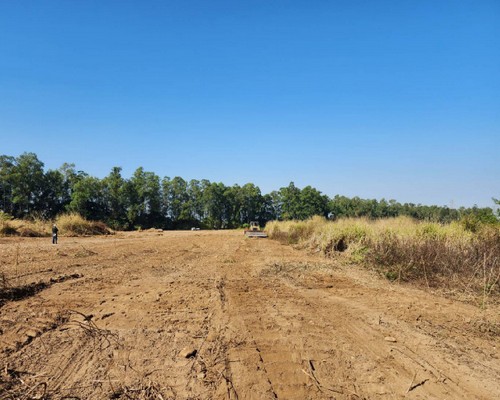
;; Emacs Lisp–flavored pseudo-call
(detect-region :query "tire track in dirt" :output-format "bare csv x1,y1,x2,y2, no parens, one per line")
0,273,82,307
0,231,498,399
277,269,500,399
219,236,499,400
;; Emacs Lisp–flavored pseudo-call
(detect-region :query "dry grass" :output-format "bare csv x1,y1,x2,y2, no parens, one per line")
0,218,49,237
0,213,112,237
266,216,500,305
55,213,112,236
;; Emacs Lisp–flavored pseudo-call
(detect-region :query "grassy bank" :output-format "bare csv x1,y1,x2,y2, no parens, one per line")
0,213,112,237
266,216,500,305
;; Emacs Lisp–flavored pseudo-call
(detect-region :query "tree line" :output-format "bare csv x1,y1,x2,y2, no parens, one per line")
1,152,498,230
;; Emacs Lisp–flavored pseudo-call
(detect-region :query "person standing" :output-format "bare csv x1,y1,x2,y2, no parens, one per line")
52,224,59,244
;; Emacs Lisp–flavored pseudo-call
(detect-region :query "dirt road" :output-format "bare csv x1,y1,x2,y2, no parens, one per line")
1,231,498,399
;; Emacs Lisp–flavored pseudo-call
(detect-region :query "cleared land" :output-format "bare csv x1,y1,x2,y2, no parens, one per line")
0,230,499,399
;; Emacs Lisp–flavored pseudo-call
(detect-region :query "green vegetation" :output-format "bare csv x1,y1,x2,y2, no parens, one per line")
1,152,498,230
266,217,500,305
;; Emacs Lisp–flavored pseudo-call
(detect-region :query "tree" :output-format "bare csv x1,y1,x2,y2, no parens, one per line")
127,167,162,228
222,184,240,228
202,182,227,229
162,176,191,226
10,153,46,218
299,185,328,219
259,193,279,224
41,169,67,219
68,176,108,220
493,198,500,219
0,155,16,214
279,182,302,220
103,167,128,229
186,179,205,224
238,183,263,224
462,205,497,224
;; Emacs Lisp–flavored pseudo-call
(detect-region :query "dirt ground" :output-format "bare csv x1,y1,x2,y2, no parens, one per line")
0,230,498,399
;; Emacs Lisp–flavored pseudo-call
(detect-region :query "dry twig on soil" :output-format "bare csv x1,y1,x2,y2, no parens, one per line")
66,310,120,349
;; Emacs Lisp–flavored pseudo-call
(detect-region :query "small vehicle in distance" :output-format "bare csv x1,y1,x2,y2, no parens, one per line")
244,221,268,238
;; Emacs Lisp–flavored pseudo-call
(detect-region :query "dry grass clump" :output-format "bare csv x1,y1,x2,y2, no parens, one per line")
0,220,18,236
0,218,50,237
109,381,169,399
0,213,112,237
56,213,112,236
266,216,323,244
266,217,500,304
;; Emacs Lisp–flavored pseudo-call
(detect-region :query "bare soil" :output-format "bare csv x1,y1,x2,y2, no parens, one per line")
0,230,498,399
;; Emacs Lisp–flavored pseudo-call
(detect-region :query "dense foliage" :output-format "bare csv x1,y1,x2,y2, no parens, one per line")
1,152,498,229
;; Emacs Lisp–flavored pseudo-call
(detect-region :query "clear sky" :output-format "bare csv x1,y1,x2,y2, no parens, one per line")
0,0,498,208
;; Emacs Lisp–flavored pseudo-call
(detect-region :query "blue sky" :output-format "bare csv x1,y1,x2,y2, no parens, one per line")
0,0,498,208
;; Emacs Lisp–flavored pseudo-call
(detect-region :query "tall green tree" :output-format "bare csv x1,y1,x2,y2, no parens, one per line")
237,183,263,224
259,193,279,224
279,182,302,220
127,167,162,228
59,163,86,200
299,185,328,219
162,176,191,226
0,155,16,215
103,167,128,229
223,185,240,228
10,153,46,218
40,169,67,219
68,176,108,220
186,179,205,224
202,182,227,229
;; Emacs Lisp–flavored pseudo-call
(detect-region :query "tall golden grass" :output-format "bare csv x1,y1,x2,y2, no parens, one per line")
266,216,500,304
0,216,49,237
0,213,112,237
55,213,112,236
